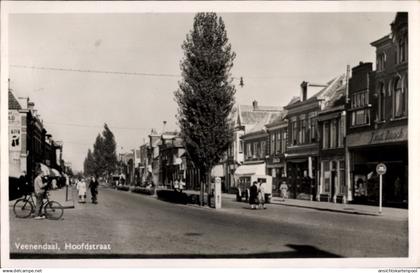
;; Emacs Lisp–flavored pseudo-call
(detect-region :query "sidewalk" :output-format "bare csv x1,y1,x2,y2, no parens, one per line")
182,190,407,219
269,197,407,219
9,186,75,209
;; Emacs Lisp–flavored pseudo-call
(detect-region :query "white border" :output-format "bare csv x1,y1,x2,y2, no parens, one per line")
1,0,420,268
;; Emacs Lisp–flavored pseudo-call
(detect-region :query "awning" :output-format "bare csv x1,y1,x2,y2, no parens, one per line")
50,168,61,177
39,163,51,176
211,164,225,177
234,163,266,176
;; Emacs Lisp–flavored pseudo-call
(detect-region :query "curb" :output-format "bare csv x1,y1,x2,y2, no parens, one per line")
269,201,379,216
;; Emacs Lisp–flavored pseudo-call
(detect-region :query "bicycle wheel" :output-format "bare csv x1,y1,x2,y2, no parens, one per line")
13,198,34,218
44,201,64,220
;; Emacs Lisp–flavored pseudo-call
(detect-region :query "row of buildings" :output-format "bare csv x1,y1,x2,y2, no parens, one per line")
120,13,408,208
8,83,71,199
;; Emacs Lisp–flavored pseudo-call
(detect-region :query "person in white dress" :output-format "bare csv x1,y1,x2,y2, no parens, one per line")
77,179,87,203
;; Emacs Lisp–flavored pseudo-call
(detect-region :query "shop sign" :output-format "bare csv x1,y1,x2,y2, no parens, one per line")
9,111,21,151
370,127,407,145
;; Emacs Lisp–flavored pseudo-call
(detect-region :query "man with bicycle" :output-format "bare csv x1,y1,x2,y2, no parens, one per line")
34,168,48,219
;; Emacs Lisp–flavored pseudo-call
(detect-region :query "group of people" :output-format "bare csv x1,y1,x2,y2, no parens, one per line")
76,177,99,204
248,181,267,210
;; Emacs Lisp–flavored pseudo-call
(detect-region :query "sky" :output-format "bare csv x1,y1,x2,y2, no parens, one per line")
8,12,395,172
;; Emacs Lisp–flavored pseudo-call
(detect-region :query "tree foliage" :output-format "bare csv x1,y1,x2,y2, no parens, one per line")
175,12,236,177
83,123,118,178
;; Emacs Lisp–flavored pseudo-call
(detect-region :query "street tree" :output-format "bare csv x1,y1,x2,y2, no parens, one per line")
102,123,118,181
83,149,95,177
92,133,106,178
175,12,236,206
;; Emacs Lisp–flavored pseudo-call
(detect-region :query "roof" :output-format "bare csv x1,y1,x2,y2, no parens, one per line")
322,85,346,110
243,111,284,138
265,110,288,128
233,104,283,128
8,90,22,110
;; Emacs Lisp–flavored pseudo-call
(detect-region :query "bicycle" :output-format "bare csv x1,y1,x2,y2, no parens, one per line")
13,188,64,220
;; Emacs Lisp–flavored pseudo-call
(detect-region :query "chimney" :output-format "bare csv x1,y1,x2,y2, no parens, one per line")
252,100,258,110
300,81,308,101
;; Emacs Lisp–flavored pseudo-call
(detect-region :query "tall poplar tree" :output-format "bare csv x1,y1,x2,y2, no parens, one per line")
175,13,236,205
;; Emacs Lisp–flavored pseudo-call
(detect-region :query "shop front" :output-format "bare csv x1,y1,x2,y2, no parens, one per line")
234,163,273,201
266,156,286,197
286,152,318,200
347,126,408,208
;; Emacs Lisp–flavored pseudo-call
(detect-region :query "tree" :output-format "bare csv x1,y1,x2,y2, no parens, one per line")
92,133,106,178
83,149,95,177
174,12,236,206
102,123,118,180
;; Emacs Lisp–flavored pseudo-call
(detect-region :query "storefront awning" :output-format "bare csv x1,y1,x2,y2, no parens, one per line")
211,164,225,177
234,163,266,176
50,168,61,177
39,163,51,176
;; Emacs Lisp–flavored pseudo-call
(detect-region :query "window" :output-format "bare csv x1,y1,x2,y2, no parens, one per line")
239,139,244,153
253,142,259,159
323,121,330,149
299,117,306,144
377,52,386,72
282,130,287,153
394,77,404,118
352,109,370,126
292,121,298,145
270,134,275,155
310,117,316,142
338,116,344,148
323,161,330,193
330,120,337,149
261,141,266,158
398,35,407,63
378,82,386,121
276,132,281,154
246,143,251,158
339,160,345,194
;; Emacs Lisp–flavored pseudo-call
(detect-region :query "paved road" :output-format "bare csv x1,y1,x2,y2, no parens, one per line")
9,186,408,258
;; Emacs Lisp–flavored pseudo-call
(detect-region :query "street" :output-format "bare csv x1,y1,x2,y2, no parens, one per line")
9,186,408,258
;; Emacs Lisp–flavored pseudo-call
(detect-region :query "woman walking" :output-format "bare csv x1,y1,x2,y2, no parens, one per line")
249,181,258,210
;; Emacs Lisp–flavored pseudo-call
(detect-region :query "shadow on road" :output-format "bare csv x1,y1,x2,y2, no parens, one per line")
10,244,342,259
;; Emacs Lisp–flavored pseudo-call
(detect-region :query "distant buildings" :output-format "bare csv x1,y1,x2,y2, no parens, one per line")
8,85,67,199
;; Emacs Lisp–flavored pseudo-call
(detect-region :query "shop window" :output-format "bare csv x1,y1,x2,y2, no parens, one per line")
323,161,330,193
339,160,345,194
393,77,405,118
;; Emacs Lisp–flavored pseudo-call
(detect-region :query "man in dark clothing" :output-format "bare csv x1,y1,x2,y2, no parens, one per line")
249,181,258,209
89,177,99,204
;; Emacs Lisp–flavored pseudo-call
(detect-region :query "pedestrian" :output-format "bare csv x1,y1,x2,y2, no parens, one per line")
89,176,99,204
77,178,87,203
258,182,267,209
33,168,48,219
249,181,258,210
280,181,288,201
